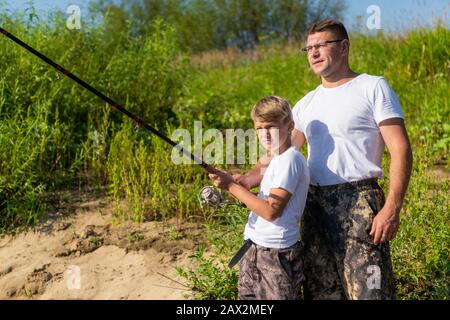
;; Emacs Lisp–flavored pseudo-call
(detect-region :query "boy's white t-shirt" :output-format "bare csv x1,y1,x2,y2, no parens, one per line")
292,73,404,186
244,146,310,248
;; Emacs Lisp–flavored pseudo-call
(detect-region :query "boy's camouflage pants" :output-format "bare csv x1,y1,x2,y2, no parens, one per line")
238,241,305,300
300,178,396,300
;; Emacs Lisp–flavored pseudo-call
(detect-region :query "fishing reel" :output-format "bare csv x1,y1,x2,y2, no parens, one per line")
198,185,225,207
198,185,247,208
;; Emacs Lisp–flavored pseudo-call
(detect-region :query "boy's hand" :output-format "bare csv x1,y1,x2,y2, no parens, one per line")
232,174,251,190
209,169,235,191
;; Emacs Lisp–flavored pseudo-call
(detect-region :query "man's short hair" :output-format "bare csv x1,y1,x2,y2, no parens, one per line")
251,96,293,124
307,19,349,40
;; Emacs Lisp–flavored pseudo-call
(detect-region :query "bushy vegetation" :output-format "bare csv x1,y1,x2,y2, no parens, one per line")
0,3,448,299
0,12,195,231
97,0,345,52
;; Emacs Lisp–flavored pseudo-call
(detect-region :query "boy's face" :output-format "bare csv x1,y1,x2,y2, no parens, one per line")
254,119,293,154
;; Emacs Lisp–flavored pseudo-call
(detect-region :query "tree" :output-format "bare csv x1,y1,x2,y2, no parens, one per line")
96,0,347,52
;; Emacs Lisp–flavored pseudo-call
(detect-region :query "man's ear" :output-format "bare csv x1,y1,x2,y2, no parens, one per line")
341,39,350,56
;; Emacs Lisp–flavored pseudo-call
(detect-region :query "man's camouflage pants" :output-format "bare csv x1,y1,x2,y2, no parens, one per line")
300,178,396,300
238,241,305,300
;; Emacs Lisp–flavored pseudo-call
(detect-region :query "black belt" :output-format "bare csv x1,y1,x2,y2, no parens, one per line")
309,178,380,192
228,239,254,269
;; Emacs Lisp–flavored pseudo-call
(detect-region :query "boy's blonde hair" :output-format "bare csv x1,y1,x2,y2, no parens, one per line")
251,96,293,124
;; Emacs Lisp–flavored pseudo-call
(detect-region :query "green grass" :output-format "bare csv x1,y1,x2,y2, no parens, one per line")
0,12,448,299
177,203,248,300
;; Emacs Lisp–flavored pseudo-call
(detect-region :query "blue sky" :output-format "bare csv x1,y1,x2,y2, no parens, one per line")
3,0,450,33
343,0,450,32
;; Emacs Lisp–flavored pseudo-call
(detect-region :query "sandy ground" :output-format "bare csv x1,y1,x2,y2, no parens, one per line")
0,191,205,300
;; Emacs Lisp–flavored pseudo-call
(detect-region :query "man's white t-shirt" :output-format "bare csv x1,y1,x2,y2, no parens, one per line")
244,146,310,248
292,73,404,186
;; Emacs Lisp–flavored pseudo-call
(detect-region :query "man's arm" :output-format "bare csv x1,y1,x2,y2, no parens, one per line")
291,128,307,151
234,128,307,189
370,118,413,245
233,154,271,190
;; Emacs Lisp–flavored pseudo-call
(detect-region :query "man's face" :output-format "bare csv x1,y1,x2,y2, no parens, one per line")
305,31,347,77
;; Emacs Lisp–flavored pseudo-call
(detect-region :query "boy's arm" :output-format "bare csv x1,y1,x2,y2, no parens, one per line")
228,183,291,222
209,168,291,221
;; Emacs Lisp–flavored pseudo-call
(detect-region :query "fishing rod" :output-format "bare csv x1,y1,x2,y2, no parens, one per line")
0,26,214,174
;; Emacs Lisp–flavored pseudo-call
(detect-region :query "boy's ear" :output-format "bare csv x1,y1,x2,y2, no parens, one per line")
288,120,295,131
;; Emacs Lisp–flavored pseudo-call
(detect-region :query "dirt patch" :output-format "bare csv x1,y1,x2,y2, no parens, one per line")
0,188,206,300
429,164,450,182
20,263,65,297
51,222,199,261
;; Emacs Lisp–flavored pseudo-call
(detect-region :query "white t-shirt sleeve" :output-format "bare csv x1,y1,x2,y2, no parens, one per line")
269,152,303,194
373,78,404,125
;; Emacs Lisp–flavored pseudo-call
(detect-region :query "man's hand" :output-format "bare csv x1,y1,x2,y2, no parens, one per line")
370,203,400,245
209,169,235,191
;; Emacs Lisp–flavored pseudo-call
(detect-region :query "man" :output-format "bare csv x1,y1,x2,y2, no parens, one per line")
235,19,413,300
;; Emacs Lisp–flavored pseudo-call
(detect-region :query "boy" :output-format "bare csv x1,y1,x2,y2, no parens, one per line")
209,96,310,300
